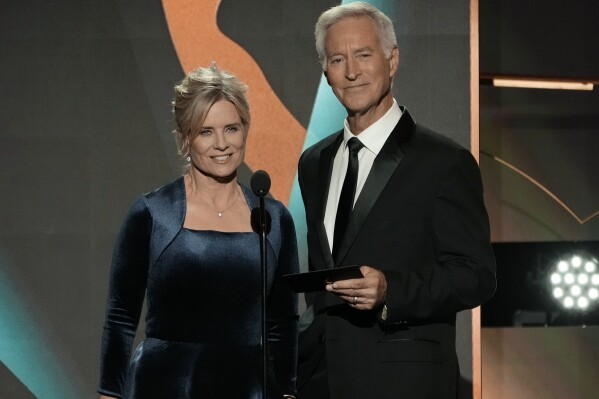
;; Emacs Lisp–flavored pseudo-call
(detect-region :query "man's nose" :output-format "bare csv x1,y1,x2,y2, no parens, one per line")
345,58,360,80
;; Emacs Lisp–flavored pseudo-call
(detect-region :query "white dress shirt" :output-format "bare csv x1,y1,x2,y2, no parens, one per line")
323,100,403,251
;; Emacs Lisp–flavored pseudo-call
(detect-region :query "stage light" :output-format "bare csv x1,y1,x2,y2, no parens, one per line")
564,297,574,308
551,273,561,284
558,261,569,272
480,73,597,91
548,255,599,311
492,79,594,90
486,242,599,327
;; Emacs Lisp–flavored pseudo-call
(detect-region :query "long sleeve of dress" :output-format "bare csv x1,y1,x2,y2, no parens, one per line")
267,206,300,395
98,197,151,398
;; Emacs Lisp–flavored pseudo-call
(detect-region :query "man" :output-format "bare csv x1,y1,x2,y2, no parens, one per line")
297,2,496,398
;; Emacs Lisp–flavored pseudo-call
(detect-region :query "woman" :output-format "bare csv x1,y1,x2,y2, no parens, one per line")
98,63,299,398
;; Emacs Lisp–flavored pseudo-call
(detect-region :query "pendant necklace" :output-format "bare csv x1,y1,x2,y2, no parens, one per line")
193,185,240,217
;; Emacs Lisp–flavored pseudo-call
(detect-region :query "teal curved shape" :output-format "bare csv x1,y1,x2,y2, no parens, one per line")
0,254,86,399
288,0,397,272
287,75,346,272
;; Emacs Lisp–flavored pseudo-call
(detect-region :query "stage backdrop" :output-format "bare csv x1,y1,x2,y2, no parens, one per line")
479,1,599,398
0,1,477,397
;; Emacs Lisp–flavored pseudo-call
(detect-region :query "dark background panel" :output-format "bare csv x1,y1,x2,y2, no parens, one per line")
0,362,36,399
0,1,178,397
478,0,599,319
392,1,472,148
480,0,599,243
480,0,599,78
218,0,338,128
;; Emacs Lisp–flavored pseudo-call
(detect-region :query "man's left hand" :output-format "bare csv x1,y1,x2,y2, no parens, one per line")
325,265,387,310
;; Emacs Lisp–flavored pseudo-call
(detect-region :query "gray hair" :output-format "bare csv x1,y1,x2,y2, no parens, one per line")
172,62,250,157
315,1,397,69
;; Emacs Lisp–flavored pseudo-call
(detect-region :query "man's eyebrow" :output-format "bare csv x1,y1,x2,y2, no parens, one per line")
327,46,374,57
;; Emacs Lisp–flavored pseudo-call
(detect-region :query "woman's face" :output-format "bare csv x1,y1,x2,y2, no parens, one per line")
189,99,247,180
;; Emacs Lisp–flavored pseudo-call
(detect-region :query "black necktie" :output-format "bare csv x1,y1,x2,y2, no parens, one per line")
332,137,364,259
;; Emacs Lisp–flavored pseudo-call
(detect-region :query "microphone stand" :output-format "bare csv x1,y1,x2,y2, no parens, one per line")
251,170,271,399
258,193,267,399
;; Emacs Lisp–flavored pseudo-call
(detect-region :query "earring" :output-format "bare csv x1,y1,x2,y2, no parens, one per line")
186,155,191,162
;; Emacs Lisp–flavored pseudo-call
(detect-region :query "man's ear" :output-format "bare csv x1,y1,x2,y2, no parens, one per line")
323,70,331,86
389,47,399,75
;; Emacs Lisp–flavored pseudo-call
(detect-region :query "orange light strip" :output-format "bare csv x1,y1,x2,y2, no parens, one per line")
470,1,482,399
493,79,593,91
480,74,598,91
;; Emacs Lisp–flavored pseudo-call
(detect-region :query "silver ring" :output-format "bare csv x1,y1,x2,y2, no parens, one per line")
353,296,358,304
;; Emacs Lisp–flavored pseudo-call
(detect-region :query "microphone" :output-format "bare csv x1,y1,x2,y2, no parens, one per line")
251,170,271,197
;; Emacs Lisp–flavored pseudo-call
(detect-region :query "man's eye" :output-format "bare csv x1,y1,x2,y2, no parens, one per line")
330,57,343,64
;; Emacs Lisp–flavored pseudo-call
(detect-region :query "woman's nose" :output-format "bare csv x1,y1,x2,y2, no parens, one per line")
213,131,228,150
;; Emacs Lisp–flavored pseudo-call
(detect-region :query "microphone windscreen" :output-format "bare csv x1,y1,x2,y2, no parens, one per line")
250,170,271,197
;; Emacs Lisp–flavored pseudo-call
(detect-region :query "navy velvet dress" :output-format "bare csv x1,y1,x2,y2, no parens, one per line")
98,178,299,398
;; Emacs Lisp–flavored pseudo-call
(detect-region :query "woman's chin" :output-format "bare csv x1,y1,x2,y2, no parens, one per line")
195,168,238,184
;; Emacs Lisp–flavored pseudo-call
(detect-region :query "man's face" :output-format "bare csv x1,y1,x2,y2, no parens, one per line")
324,16,398,119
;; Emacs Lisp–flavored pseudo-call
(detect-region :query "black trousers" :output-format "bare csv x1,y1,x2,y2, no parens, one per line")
298,349,329,399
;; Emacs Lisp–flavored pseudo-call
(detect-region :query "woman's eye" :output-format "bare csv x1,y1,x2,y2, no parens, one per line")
199,129,211,135
226,125,240,133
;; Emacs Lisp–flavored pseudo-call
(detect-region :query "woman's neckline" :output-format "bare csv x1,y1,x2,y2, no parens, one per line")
181,226,254,234
182,177,254,232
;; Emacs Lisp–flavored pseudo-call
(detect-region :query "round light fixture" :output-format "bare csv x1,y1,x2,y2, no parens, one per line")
549,255,599,311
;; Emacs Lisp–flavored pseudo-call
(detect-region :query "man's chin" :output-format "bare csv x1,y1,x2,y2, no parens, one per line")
345,104,374,117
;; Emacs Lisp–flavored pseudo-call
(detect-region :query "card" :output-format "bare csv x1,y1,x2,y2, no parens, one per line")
283,265,363,293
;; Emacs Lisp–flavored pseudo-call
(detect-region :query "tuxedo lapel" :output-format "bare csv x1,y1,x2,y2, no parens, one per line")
317,133,343,269
333,110,415,266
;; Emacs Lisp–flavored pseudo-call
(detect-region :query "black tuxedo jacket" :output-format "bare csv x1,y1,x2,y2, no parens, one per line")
297,108,496,398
